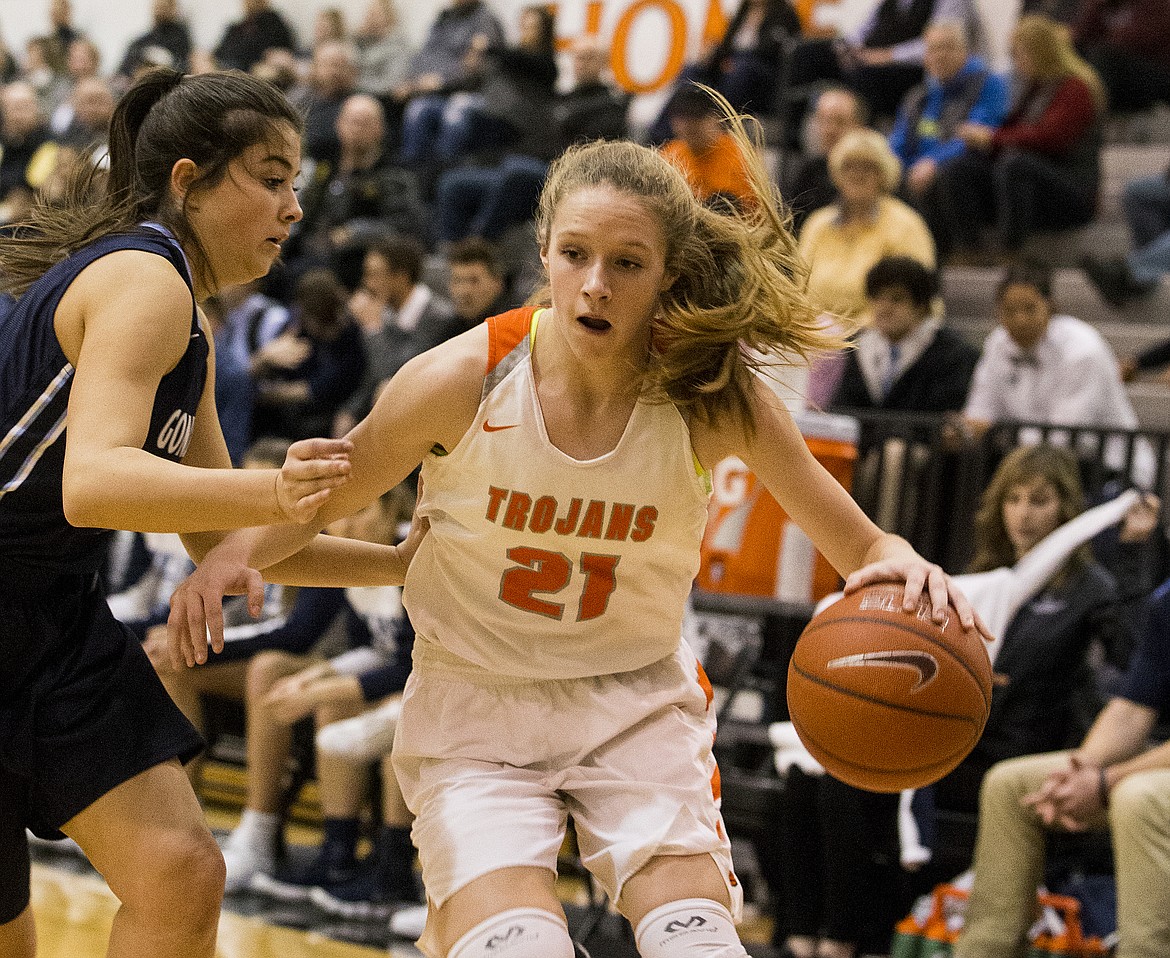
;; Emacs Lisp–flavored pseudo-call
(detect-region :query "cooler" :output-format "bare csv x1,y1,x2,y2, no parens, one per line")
697,410,859,604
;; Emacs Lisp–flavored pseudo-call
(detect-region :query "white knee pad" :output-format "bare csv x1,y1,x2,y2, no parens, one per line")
447,908,575,958
634,899,747,957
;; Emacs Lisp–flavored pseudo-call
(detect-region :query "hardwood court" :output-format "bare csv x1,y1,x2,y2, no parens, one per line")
29,863,419,958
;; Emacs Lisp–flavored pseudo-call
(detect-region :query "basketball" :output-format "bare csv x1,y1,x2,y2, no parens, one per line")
786,583,993,793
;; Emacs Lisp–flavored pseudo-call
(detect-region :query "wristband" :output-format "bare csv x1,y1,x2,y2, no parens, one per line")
1098,766,1111,809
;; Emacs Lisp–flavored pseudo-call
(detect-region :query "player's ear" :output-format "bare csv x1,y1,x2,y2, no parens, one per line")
539,243,549,271
169,158,199,205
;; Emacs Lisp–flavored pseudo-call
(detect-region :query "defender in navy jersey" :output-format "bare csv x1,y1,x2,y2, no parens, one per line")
0,70,426,958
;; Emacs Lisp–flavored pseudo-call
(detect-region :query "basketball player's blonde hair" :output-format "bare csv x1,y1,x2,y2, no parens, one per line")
534,87,851,434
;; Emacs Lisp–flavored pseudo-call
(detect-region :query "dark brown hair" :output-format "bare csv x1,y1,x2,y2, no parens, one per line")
0,68,302,297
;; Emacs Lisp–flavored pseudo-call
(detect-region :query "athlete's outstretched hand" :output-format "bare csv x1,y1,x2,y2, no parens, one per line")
844,557,995,643
167,553,265,669
276,437,353,522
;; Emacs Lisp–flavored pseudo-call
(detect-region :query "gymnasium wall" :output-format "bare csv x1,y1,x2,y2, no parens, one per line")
1,0,1017,107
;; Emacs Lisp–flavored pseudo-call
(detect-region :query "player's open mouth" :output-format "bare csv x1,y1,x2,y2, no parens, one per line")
578,315,611,332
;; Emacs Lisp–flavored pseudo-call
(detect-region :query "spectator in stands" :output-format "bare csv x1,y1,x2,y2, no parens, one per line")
800,128,934,406
953,573,1170,958
144,493,415,895
932,447,1151,818
647,0,802,143
20,36,69,118
431,36,629,249
430,5,559,167
788,0,979,122
785,87,864,229
311,7,347,48
283,93,424,292
197,493,416,898
800,128,935,322
771,457,1155,958
556,37,630,146
961,260,1142,444
213,0,296,74
250,269,366,442
829,256,977,413
352,0,414,98
289,40,361,168
660,86,756,210
1071,0,1170,115
42,0,82,76
932,14,1105,261
334,238,459,435
890,21,1009,236
117,0,192,78
0,20,18,84
53,76,114,159
445,237,513,330
393,0,505,168
1081,163,1170,310
46,38,101,135
202,296,254,466
0,81,59,225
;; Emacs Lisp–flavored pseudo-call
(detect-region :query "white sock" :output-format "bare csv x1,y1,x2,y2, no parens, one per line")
233,809,279,850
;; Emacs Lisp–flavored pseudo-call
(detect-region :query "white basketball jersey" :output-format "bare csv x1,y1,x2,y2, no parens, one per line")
403,307,712,679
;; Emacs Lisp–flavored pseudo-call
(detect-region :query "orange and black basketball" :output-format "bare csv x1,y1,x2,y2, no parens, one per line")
786,583,993,793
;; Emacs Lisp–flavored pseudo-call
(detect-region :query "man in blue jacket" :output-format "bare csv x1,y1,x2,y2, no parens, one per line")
889,21,1007,245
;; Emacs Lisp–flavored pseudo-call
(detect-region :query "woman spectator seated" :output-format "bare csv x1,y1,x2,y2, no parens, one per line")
931,14,1105,262
765,448,1157,958
800,129,936,321
829,255,978,413
646,0,802,142
250,269,366,442
799,129,936,406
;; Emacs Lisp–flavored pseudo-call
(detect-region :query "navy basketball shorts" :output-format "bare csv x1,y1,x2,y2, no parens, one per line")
0,572,203,921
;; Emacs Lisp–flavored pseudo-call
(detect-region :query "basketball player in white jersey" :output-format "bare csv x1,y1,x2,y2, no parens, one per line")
168,92,990,958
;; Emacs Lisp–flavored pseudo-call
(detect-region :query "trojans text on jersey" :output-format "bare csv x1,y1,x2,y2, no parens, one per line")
485,486,658,542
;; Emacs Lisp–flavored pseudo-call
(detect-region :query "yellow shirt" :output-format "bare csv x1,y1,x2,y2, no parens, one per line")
799,196,936,319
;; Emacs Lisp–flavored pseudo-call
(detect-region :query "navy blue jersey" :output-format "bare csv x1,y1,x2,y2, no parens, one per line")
0,227,207,582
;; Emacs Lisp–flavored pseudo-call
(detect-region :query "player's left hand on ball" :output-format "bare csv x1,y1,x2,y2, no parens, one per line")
167,558,265,669
844,558,994,642
277,437,354,523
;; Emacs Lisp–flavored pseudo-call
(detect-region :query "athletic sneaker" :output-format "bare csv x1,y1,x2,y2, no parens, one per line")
389,903,428,940
310,833,421,920
220,827,275,894
315,697,402,761
249,838,360,902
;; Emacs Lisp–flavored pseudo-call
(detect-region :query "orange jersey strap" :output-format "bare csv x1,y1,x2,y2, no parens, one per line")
486,306,537,377
483,306,539,401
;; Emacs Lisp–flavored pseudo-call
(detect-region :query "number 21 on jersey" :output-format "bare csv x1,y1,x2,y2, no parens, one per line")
499,547,620,622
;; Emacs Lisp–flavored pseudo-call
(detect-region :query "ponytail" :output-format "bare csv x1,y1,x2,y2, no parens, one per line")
106,67,186,207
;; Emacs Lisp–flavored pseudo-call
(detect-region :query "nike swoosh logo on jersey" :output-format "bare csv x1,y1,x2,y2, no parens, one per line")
482,421,518,432
826,650,939,692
